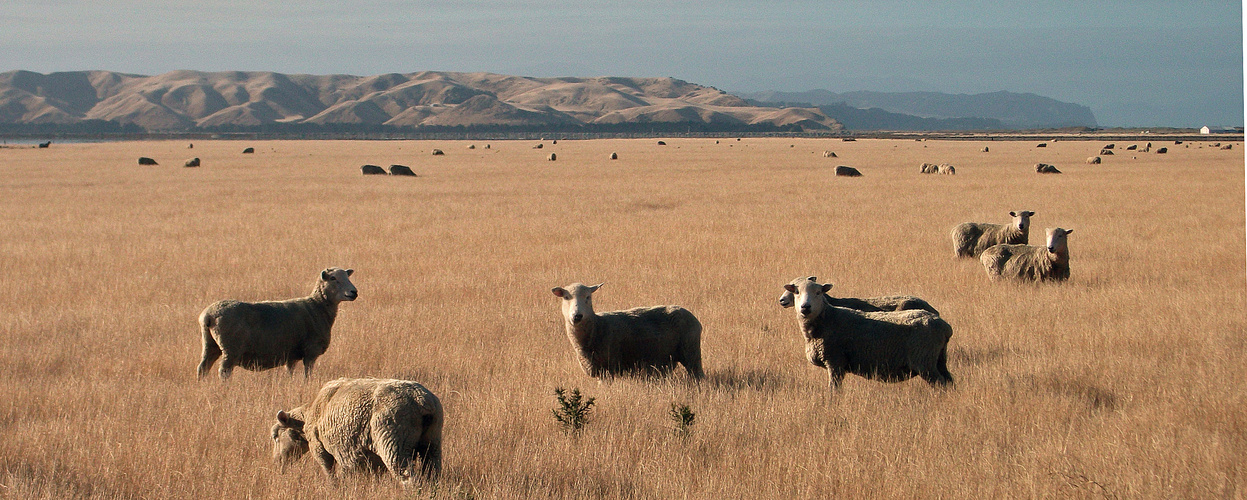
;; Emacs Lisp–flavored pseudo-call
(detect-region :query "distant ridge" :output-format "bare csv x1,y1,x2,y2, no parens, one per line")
0,70,840,132
741,89,1097,130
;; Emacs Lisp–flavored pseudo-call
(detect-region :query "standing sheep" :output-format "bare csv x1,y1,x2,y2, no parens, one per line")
197,267,357,380
950,210,1033,258
548,153,557,161
938,164,956,175
920,162,939,174
981,227,1073,282
777,276,938,315
184,157,201,167
272,377,443,485
610,152,618,160
550,283,703,379
783,279,954,393
1035,163,1061,174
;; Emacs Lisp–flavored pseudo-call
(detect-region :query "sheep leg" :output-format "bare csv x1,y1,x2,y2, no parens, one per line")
417,439,442,480
681,345,705,380
302,356,317,378
313,441,337,478
217,356,235,380
197,332,222,380
827,367,846,392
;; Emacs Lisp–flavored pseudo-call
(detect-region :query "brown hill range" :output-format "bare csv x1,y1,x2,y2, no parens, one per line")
0,70,840,131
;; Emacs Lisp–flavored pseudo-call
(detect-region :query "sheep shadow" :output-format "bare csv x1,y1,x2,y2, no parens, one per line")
702,366,789,394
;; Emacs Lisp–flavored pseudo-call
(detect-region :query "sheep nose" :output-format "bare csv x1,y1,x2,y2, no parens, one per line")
572,313,583,323
799,306,810,315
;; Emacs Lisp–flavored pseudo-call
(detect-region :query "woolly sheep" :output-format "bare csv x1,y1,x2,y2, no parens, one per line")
361,165,387,175
1100,149,1114,155
980,227,1074,282
777,277,938,315
184,157,200,168
1086,156,1101,164
1126,144,1137,150
823,151,837,158
610,152,618,160
197,267,357,380
550,283,703,379
431,149,444,156
950,210,1033,258
1156,147,1168,154
1036,143,1047,148
388,165,417,176
920,162,939,174
38,141,51,148
1036,163,1061,174
835,166,862,177
138,157,158,165
533,143,543,149
242,147,255,154
1102,143,1115,149
938,163,956,175
548,153,557,161
980,146,989,152
657,140,667,145
783,279,953,392
272,377,443,485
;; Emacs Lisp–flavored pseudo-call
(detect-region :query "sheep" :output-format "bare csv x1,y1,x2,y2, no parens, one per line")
1156,147,1168,154
184,157,200,168
360,165,387,175
1036,143,1047,148
197,267,357,380
980,146,989,152
1035,163,1061,174
1221,144,1233,150
1086,156,1101,164
1100,149,1114,155
38,141,51,148
777,277,938,315
431,149,444,156
783,278,953,392
920,162,939,174
533,143,543,149
272,377,442,485
980,227,1073,282
550,283,703,379
823,151,837,158
548,153,557,161
610,152,618,160
835,166,862,177
657,140,667,145
1126,144,1138,150
467,144,475,149
1102,143,1115,149
138,157,158,165
938,163,956,175
950,210,1033,258
388,165,417,176
242,147,255,154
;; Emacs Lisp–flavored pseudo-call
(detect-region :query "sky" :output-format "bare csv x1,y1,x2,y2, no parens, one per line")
1,0,1242,127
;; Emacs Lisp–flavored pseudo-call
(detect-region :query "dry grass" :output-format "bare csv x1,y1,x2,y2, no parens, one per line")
0,137,1243,498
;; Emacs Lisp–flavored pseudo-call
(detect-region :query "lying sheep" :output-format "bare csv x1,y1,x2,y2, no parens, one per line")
980,227,1073,282
783,279,953,392
197,267,358,380
138,157,158,165
431,149,444,156
938,163,956,175
388,165,417,176
272,377,443,485
361,165,387,175
951,210,1033,258
551,283,703,379
184,157,200,168
1086,156,1101,164
1100,149,1114,155
823,151,837,158
835,166,862,176
1036,163,1061,174
242,147,255,154
1126,144,1138,150
920,162,938,174
777,277,938,314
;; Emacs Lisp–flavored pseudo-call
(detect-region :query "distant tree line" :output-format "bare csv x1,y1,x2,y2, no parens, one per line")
0,120,146,137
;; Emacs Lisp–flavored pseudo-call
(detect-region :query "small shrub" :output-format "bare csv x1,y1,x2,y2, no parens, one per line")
670,402,695,436
552,387,595,435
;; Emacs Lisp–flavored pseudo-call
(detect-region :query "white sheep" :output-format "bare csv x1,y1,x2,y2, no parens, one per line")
777,277,938,315
950,210,1033,258
980,227,1073,282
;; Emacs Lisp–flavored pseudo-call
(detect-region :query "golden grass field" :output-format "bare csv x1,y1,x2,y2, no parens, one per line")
1,136,1243,498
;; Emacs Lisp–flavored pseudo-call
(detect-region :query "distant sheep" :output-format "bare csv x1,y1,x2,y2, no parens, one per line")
389,165,417,176
980,146,989,152
1173,141,1182,145
467,144,475,149
1126,144,1137,150
548,153,557,161
823,151,837,158
38,141,51,148
184,157,201,168
197,267,358,380
783,279,953,392
138,157,158,165
1086,156,1101,164
951,210,1033,258
920,162,939,174
188,143,194,149
1221,144,1233,150
1156,147,1168,154
609,152,618,160
361,165,387,175
1100,149,1114,155
533,144,543,149
1036,143,1047,148
272,377,442,484
431,149,444,156
1102,143,1115,149
980,227,1073,282
938,163,956,175
242,147,255,154
835,166,862,177
550,283,703,379
657,141,667,145
777,276,938,315
1036,163,1061,174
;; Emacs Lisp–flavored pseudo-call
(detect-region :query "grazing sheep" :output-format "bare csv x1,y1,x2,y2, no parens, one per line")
1036,163,1061,174
388,165,417,176
1086,156,1101,164
1173,140,1182,145
783,279,954,392
1036,143,1047,148
550,283,703,379
243,147,255,154
197,267,358,380
1126,144,1137,150
951,210,1033,258
777,277,938,315
272,377,442,484
1100,149,1114,155
533,143,543,149
138,157,158,165
835,166,862,177
1156,147,1168,154
1221,144,1233,150
361,165,387,175
1102,143,1115,149
38,141,51,148
548,153,557,161
981,227,1073,282
467,144,475,149
938,163,956,175
657,141,667,145
920,162,939,174
184,157,201,168
1144,142,1152,152
609,152,618,160
431,149,444,156
980,146,989,152
823,151,837,158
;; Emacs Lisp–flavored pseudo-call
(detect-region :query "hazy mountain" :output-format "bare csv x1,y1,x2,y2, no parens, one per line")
741,89,1096,129
0,70,840,132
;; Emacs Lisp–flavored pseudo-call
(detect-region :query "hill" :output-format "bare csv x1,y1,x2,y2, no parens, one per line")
741,89,1096,129
0,70,840,132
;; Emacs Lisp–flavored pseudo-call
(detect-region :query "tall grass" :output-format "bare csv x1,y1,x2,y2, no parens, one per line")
0,137,1242,498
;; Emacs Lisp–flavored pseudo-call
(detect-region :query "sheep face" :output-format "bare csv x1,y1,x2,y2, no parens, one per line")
1046,228,1073,255
1009,211,1035,235
784,280,833,319
777,276,818,308
271,410,309,471
551,283,602,325
319,268,357,302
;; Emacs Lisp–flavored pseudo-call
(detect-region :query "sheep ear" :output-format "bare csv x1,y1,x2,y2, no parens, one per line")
277,410,292,426
551,287,566,298
589,283,603,292
1064,229,1073,235
320,270,331,281
345,269,354,276
783,284,798,293
821,284,833,293
1009,211,1017,217
807,276,817,281
1025,211,1035,217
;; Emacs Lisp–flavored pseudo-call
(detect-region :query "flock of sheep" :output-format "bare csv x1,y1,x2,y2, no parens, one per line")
186,139,1098,487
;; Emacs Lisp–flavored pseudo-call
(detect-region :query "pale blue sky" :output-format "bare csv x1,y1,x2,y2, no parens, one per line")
1,1,1241,127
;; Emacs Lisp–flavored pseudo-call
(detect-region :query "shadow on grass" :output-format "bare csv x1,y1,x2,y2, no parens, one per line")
702,366,789,393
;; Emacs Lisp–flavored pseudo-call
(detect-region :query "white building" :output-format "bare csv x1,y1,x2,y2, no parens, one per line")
1200,126,1211,134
